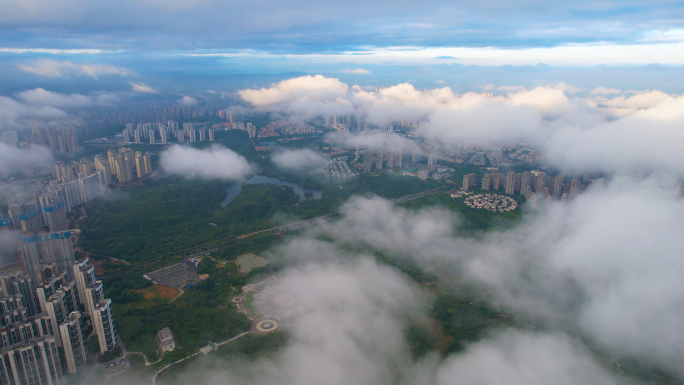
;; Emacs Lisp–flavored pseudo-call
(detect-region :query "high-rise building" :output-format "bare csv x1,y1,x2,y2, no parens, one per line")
552,175,564,198
505,171,516,195
462,173,476,191
84,282,104,319
160,128,168,144
208,129,215,141
569,179,581,200
534,172,547,193
143,153,152,176
18,202,44,235
1,130,19,147
107,150,117,177
427,152,436,166
189,130,197,142
198,129,206,142
0,336,65,385
481,175,491,190
42,292,67,346
18,232,42,283
135,152,144,179
72,260,96,315
114,148,134,183
77,169,106,203
149,129,155,144
0,217,19,266
92,299,117,353
94,156,112,185
520,172,531,193
133,129,141,144
375,147,383,170
59,312,88,373
2,275,40,317
36,231,75,279
42,202,68,232
122,130,130,144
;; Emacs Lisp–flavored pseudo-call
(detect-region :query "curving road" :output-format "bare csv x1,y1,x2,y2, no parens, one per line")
149,332,251,385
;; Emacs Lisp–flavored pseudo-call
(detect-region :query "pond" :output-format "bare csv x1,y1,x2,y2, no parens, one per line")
236,254,269,273
221,175,323,207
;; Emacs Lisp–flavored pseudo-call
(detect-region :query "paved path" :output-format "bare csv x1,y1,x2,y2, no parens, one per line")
128,352,162,366
149,332,251,385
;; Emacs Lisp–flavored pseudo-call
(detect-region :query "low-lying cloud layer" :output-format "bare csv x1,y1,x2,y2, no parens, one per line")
240,75,684,176
0,88,121,127
271,148,328,172
0,143,54,176
17,59,132,79
129,82,158,93
163,237,624,385
309,177,684,376
164,233,625,385
159,145,252,181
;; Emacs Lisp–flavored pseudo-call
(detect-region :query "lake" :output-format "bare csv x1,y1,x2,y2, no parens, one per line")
221,175,323,207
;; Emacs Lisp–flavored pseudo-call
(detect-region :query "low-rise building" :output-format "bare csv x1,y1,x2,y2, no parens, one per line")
156,327,176,353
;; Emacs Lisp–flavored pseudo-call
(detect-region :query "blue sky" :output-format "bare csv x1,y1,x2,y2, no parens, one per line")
2,0,684,93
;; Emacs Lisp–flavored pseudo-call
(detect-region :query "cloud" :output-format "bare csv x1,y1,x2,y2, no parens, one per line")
159,145,252,180
16,88,120,108
17,59,131,79
0,143,54,176
271,148,328,172
307,176,684,376
129,82,158,93
328,131,420,154
240,75,684,176
161,230,624,385
0,95,68,127
590,87,622,96
178,95,197,106
341,69,371,75
240,75,353,117
436,331,622,385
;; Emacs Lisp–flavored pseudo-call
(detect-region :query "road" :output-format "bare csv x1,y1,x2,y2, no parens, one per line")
149,332,251,385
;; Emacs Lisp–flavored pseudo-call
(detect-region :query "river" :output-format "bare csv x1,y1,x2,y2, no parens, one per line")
221,175,323,207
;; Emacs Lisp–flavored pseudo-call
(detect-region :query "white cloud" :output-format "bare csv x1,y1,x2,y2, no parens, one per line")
328,130,420,153
340,68,371,74
17,59,131,79
159,145,252,181
590,87,622,96
129,82,158,93
240,75,684,176
0,95,68,127
271,148,328,172
178,95,197,106
436,332,621,385
0,143,54,176
16,88,120,108
240,75,353,117
311,176,684,376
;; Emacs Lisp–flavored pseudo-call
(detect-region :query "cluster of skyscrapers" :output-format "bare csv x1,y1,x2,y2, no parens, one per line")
122,121,216,145
463,171,584,200
22,122,78,155
0,193,117,382
358,147,410,173
103,148,152,184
